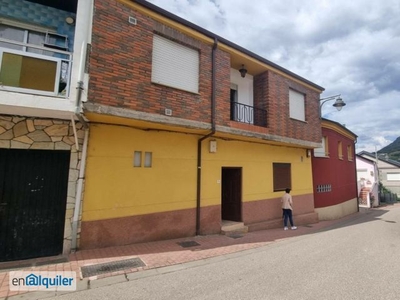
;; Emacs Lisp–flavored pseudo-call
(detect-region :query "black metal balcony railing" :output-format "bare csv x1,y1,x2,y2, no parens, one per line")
231,101,268,127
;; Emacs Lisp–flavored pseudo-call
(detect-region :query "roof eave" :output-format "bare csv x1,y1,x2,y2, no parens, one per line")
133,0,324,92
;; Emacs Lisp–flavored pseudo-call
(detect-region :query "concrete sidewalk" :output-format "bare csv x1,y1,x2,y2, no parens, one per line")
0,205,393,299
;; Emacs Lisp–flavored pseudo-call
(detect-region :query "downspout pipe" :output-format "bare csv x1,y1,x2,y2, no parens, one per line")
75,80,88,129
71,128,89,250
196,38,218,235
71,0,92,250
71,43,89,250
75,40,89,130
354,139,359,212
71,80,89,250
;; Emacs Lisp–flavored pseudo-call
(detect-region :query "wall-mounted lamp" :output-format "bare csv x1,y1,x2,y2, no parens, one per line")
319,94,346,117
239,64,247,78
306,149,312,157
65,16,75,25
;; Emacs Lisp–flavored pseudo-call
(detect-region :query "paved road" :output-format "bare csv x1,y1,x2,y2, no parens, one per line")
39,206,400,299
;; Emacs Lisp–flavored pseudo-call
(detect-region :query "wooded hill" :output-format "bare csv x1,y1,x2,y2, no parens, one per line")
378,136,400,161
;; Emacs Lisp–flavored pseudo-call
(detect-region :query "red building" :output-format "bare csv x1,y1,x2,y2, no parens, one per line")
312,118,358,220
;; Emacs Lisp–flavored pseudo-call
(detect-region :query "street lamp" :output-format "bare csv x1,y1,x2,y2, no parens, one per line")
319,94,346,117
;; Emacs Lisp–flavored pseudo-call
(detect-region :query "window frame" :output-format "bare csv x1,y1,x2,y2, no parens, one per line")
0,48,62,96
347,145,353,161
338,141,343,160
289,89,305,122
273,163,291,192
151,34,199,94
314,136,329,158
0,20,71,97
387,173,400,181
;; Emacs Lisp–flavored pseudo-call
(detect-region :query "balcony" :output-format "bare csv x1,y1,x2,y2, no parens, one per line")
0,38,72,98
231,102,268,127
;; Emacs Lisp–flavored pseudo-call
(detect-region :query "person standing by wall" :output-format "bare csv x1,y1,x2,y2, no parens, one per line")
281,188,297,230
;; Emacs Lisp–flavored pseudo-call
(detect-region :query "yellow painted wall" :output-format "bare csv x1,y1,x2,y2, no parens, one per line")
315,198,358,220
83,124,198,221
83,124,314,221
201,139,313,206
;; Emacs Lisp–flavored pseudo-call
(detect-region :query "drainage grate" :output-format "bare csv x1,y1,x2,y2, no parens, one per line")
303,225,313,228
81,258,146,278
177,241,200,248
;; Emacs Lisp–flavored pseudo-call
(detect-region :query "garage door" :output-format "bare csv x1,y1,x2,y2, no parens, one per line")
0,149,70,262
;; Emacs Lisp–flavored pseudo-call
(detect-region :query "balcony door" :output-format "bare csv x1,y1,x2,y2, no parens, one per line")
230,68,254,124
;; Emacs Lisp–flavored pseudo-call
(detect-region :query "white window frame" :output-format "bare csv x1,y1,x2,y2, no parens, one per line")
0,48,62,96
151,35,199,93
289,89,305,121
0,20,71,97
357,169,369,181
314,136,328,158
0,18,54,34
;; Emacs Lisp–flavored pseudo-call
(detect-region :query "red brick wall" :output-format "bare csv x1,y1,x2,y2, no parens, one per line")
214,50,231,126
89,0,217,123
266,71,321,143
89,0,321,143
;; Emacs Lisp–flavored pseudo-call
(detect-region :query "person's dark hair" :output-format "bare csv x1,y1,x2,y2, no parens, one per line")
285,188,291,193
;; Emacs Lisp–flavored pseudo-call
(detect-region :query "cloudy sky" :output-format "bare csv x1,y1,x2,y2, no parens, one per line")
147,0,400,152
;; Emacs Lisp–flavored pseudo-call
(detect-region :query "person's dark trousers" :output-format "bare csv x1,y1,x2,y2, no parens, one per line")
283,209,294,227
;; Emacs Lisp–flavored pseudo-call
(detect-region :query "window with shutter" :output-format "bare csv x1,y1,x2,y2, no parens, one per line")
347,145,353,161
314,136,328,157
289,89,305,121
338,141,343,159
273,163,291,192
151,35,199,93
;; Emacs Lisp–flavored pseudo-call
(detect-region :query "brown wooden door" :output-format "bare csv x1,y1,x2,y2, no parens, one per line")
221,167,242,221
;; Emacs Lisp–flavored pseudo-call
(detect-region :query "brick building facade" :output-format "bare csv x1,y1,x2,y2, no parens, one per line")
78,0,325,249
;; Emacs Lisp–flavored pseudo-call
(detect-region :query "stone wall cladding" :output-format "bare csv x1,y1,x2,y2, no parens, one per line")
90,0,321,143
0,115,85,255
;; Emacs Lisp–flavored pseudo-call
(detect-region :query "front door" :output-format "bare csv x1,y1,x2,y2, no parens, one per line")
0,149,70,262
221,167,242,221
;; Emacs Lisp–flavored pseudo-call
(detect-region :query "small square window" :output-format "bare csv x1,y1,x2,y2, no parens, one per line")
144,152,152,168
134,151,142,167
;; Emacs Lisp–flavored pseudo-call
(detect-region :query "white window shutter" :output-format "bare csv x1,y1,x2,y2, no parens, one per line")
152,35,199,93
314,137,326,157
289,89,305,121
